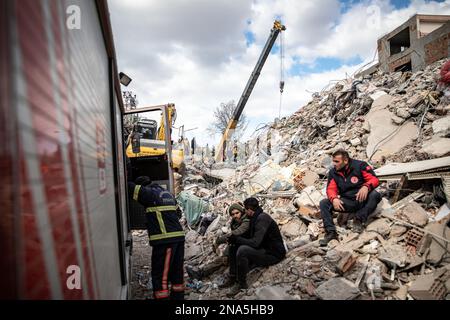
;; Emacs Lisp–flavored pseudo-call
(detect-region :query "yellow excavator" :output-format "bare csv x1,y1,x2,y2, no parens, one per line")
126,103,186,175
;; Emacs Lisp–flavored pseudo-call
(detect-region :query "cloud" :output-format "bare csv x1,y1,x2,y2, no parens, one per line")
109,0,450,146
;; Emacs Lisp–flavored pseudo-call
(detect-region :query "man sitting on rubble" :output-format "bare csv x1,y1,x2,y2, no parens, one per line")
222,197,286,297
319,149,381,246
185,202,250,280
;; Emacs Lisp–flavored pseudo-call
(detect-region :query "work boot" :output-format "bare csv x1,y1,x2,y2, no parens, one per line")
352,218,364,234
218,274,236,288
226,282,248,298
186,266,203,280
319,231,338,247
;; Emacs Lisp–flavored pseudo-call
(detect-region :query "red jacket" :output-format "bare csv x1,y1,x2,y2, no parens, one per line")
326,159,379,202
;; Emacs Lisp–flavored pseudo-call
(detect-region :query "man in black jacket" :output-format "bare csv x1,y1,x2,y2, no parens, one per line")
319,149,381,246
222,198,286,297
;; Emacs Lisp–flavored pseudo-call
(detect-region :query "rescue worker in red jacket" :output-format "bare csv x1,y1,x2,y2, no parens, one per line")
319,149,381,246
128,176,185,300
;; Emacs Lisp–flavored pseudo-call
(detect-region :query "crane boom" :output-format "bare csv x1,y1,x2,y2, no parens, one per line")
216,20,286,162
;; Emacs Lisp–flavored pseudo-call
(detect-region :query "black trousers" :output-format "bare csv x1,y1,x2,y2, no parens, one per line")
229,245,282,286
320,191,382,233
151,241,185,300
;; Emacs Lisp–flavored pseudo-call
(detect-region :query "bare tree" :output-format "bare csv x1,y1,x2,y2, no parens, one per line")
207,100,248,139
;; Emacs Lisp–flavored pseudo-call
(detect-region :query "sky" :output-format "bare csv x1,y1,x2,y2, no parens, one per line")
109,0,450,147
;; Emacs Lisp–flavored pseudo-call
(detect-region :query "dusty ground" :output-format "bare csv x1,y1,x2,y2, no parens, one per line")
130,230,153,300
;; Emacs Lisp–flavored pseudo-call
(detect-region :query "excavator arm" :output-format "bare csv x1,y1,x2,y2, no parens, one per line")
157,103,176,141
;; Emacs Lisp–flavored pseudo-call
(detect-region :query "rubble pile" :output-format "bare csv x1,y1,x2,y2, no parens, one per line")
131,59,450,300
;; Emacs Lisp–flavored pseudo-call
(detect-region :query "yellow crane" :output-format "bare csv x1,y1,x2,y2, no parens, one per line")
215,20,285,162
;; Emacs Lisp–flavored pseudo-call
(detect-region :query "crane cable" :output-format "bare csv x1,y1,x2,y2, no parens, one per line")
278,29,285,119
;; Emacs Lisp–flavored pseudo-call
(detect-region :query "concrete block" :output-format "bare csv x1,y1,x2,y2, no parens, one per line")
315,277,360,300
420,136,450,157
255,285,294,300
432,115,450,137
409,269,448,300
398,201,429,227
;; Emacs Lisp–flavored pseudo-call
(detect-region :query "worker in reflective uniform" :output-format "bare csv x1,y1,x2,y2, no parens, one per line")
128,176,185,300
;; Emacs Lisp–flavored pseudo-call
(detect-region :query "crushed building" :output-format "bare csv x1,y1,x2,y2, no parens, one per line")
131,55,450,300
359,14,450,77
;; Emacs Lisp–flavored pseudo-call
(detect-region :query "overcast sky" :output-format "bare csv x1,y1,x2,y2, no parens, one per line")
109,0,450,146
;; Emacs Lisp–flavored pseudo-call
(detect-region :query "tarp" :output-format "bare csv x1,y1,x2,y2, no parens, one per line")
176,191,209,226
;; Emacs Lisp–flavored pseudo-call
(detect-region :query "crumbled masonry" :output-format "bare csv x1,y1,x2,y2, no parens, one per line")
132,59,450,300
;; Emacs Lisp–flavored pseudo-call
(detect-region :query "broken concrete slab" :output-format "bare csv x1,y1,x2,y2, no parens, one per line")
378,243,408,268
398,201,429,227
366,218,391,237
372,198,393,217
293,186,324,208
255,285,295,300
408,269,449,300
315,277,360,300
367,120,418,162
302,170,319,187
390,225,408,237
281,219,307,239
287,235,311,250
432,115,450,137
423,221,450,265
391,114,405,125
395,108,411,119
185,230,199,243
433,203,450,222
369,92,391,108
420,136,450,157
335,232,378,252
394,285,408,300
185,244,202,260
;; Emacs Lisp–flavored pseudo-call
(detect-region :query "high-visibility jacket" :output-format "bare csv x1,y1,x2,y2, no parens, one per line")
128,182,185,246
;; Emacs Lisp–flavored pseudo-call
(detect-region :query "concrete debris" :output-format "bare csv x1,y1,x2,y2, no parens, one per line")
390,225,408,237
420,136,450,157
432,115,450,137
434,203,450,222
335,251,358,275
255,285,295,300
408,268,450,300
378,244,408,268
141,59,450,301
315,277,360,300
366,218,391,237
397,201,429,227
281,219,307,239
293,186,324,209
422,220,450,265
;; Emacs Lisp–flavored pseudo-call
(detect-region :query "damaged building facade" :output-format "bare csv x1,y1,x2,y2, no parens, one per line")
362,14,450,76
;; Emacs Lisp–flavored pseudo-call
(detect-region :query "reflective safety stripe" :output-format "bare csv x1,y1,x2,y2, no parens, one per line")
133,185,141,201
149,231,185,241
154,290,169,299
162,248,172,291
146,205,177,212
171,284,184,292
156,211,167,234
